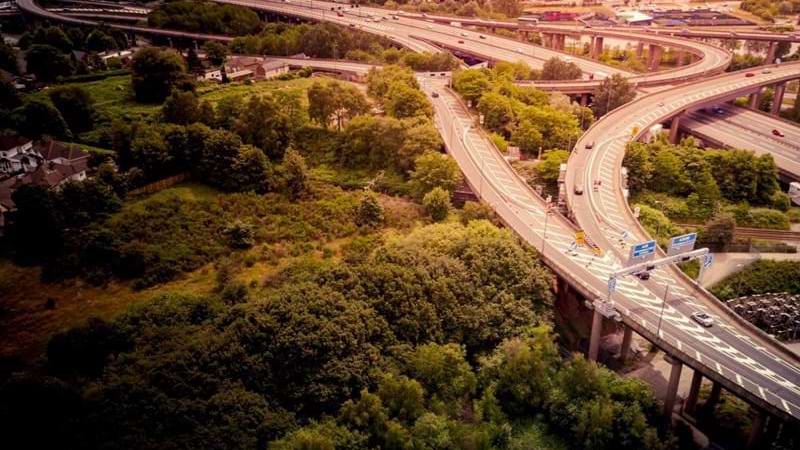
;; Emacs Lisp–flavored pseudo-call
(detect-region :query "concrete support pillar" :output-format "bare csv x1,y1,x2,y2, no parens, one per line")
556,34,566,51
683,370,703,416
591,36,604,58
636,41,644,59
706,381,722,410
580,93,589,107
543,33,552,48
749,88,761,109
619,325,633,362
771,82,786,115
588,308,603,362
746,409,767,449
669,114,681,144
663,355,683,419
766,41,777,64
647,44,663,71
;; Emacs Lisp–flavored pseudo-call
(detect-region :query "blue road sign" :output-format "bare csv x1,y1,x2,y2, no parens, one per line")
702,253,714,268
629,240,657,263
667,232,697,256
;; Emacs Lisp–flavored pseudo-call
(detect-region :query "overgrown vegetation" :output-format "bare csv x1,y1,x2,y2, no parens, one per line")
711,260,800,300
147,0,263,35
740,0,800,21
624,137,789,232
452,64,593,158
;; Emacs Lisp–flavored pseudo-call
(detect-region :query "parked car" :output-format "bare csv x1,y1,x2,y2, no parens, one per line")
691,312,714,327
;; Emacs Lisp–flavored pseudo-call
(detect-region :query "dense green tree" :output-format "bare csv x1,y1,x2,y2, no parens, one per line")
480,327,560,415
85,29,116,52
13,100,72,140
0,41,18,74
308,80,370,130
409,151,463,200
355,192,385,228
130,47,189,102
622,141,653,192
230,144,274,194
592,74,636,116
148,1,262,35
539,57,582,80
398,120,443,171
384,82,433,119
367,65,419,100
460,201,498,225
48,85,95,133
161,91,201,125
477,91,516,134
234,94,300,160
10,184,64,262
534,149,569,186
423,187,451,222
25,44,74,81
281,148,309,200
512,119,544,155
129,126,174,177
699,212,736,251
341,115,406,169
0,79,22,110
452,69,491,104
204,41,229,66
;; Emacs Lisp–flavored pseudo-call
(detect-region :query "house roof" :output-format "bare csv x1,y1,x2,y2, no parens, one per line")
35,140,89,163
0,136,31,152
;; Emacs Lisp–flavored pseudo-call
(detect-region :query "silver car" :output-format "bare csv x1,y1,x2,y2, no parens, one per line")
691,312,713,327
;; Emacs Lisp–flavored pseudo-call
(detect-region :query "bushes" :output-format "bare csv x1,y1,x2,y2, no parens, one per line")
147,1,262,35
711,260,800,300
423,187,452,221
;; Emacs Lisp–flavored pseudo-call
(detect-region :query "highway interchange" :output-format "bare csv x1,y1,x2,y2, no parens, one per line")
15,0,800,425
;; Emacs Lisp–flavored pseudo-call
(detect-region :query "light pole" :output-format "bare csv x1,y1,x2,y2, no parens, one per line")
735,262,745,298
541,196,552,257
478,114,485,196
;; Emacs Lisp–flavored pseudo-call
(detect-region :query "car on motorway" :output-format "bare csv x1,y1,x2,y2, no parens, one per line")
479,34,486,39
461,32,468,37
772,129,785,137
635,271,650,281
691,312,714,327
427,25,433,29
574,184,584,195
392,15,399,20
585,142,594,150
745,72,755,77
762,68,772,74
516,48,523,53
712,106,725,114
431,92,439,98
458,39,464,44
658,101,665,107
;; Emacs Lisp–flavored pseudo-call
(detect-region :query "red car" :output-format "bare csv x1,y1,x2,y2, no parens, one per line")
772,129,785,137
458,40,464,44
745,72,755,77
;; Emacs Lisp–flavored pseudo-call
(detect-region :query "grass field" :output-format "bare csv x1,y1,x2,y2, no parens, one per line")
24,74,329,124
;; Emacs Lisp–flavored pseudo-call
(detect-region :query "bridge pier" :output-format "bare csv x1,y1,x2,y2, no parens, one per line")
619,325,633,362
580,93,589,107
669,114,682,144
556,34,566,51
766,41,777,64
771,82,786,115
636,41,644,59
748,88,762,109
647,44,663,71
588,308,603,362
663,355,683,420
683,369,703,416
746,409,767,449
706,380,722,410
591,36,604,59
542,33,553,49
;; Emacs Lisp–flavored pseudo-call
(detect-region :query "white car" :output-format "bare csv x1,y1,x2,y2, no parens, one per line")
461,32,468,37
691,312,714,327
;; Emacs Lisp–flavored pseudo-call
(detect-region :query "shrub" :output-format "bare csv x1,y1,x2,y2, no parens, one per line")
423,187,451,222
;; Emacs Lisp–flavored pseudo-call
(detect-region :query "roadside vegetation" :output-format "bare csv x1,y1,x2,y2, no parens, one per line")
740,0,800,21
711,260,800,300
624,136,792,249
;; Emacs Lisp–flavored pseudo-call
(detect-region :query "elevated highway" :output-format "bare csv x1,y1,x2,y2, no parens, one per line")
683,104,800,182
16,0,235,42
567,62,800,425
217,0,732,93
